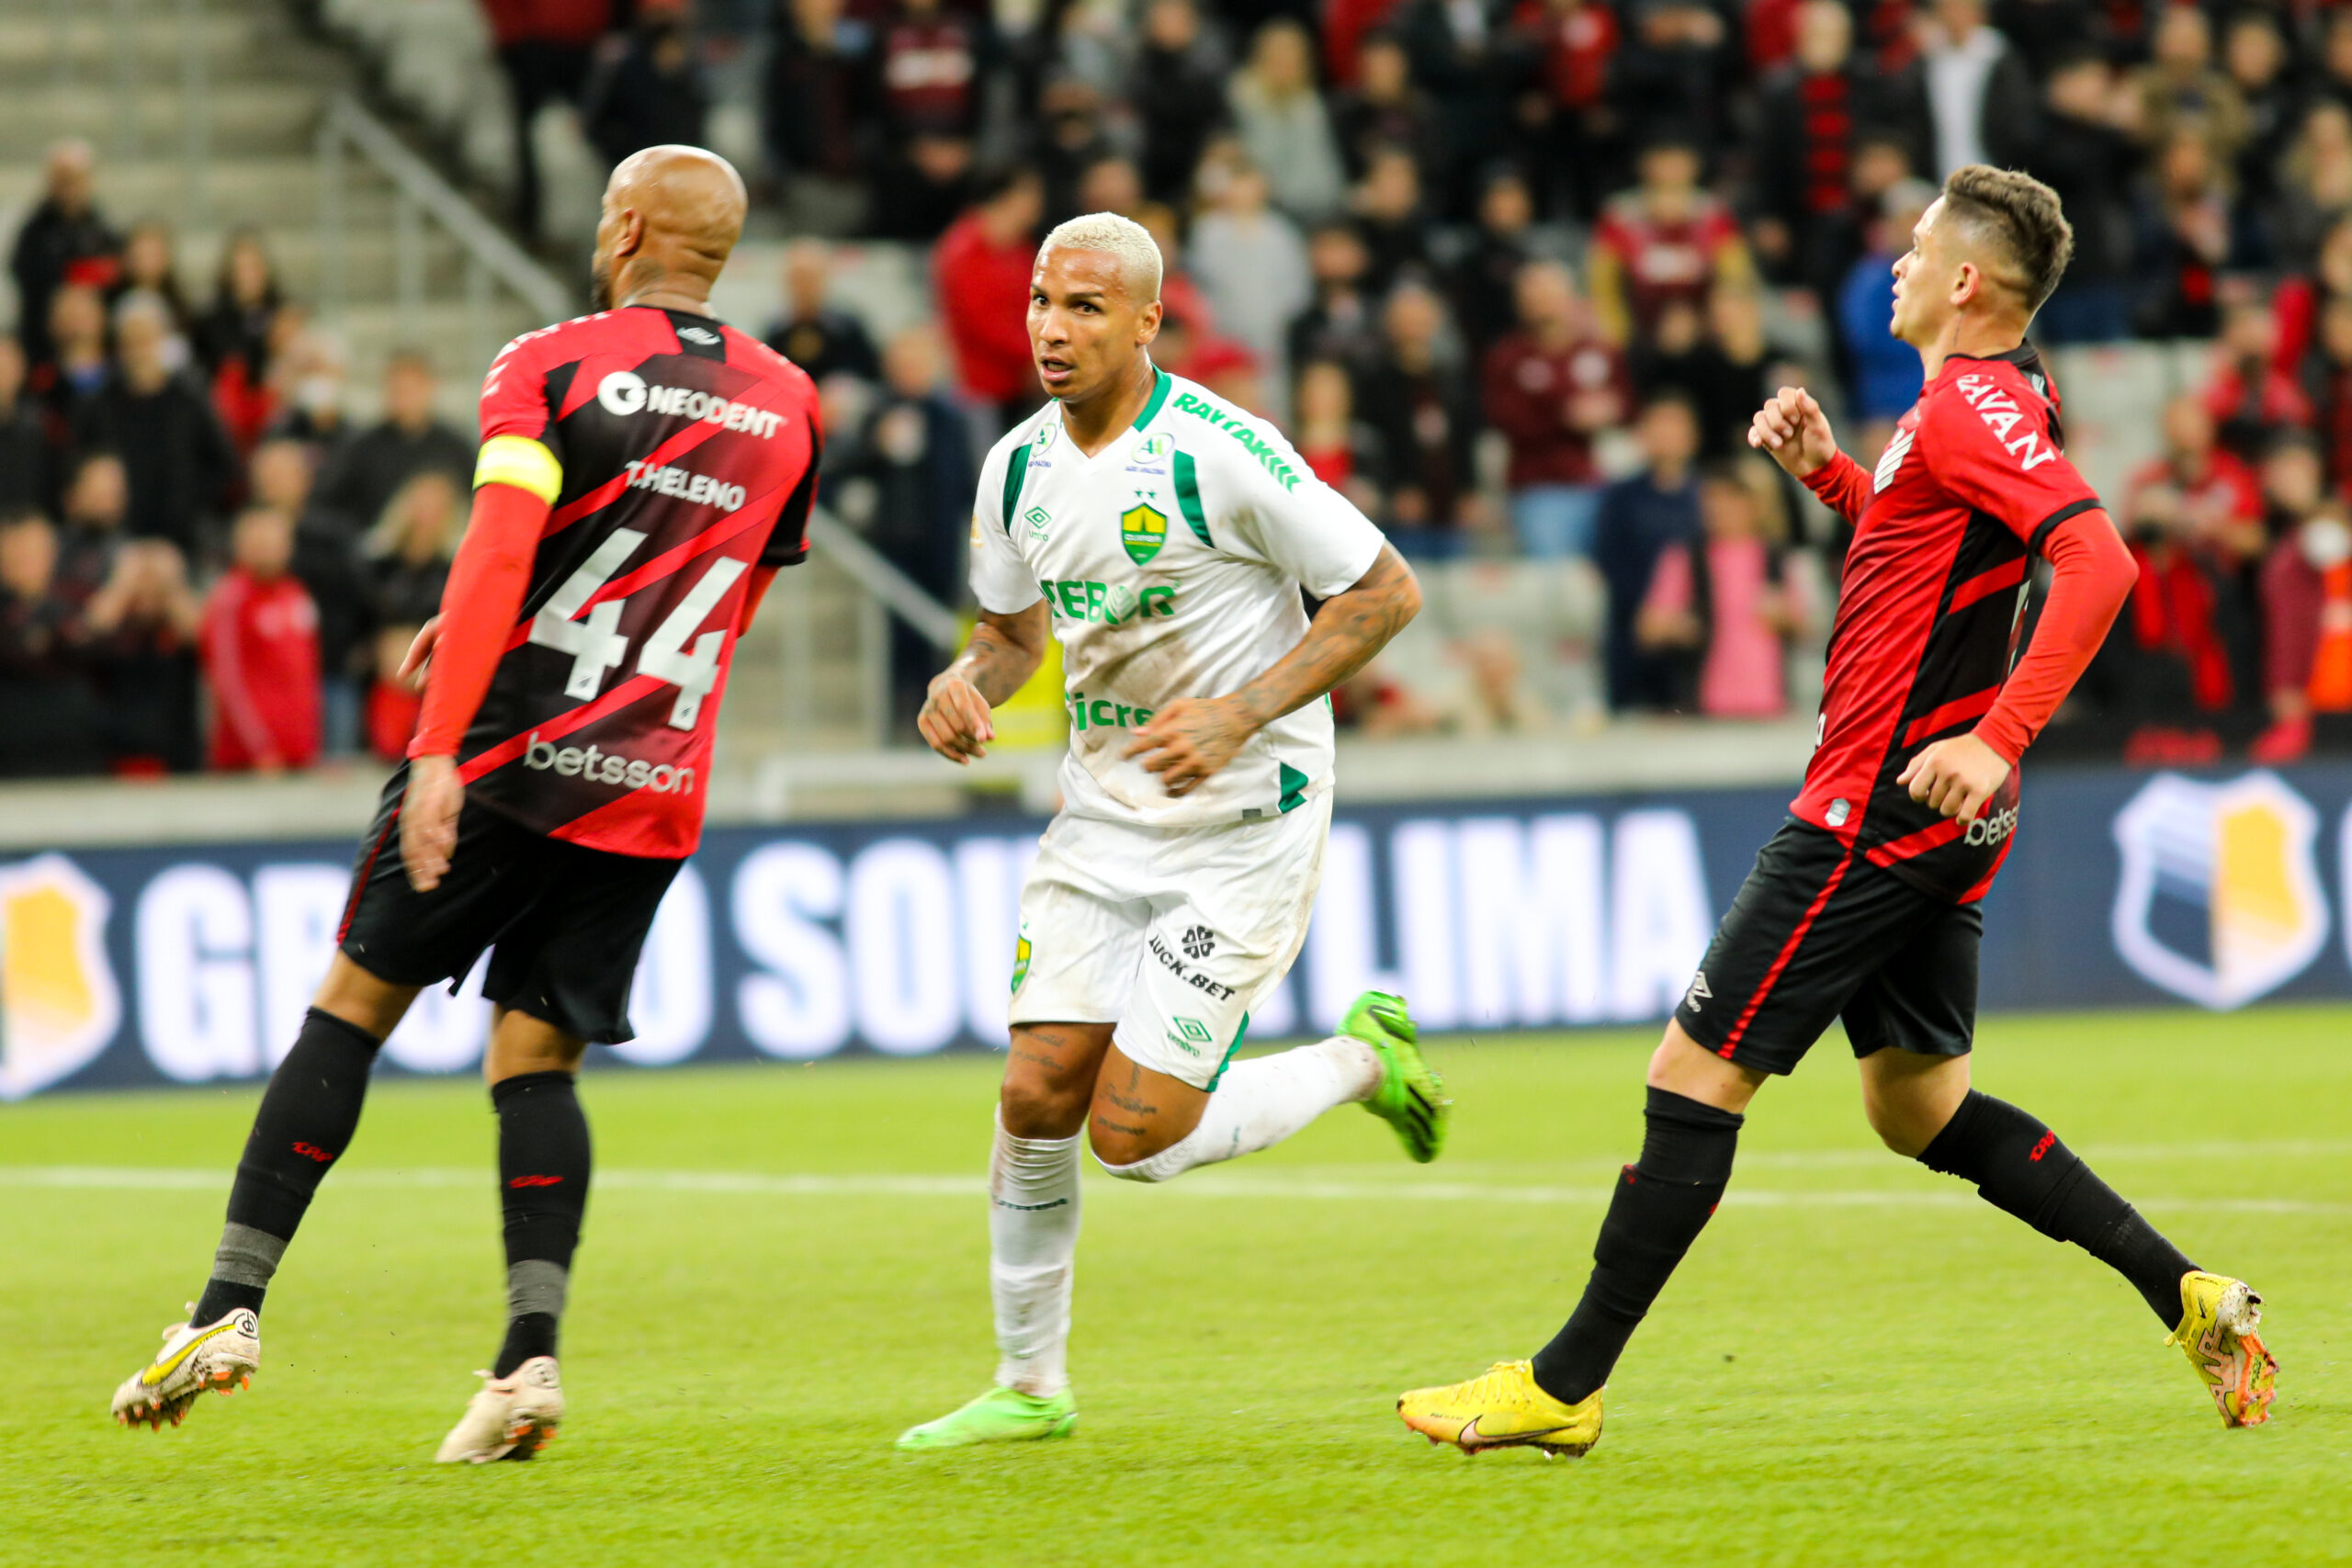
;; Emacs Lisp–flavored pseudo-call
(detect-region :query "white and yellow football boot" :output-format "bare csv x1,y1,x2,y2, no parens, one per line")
2168,1271,2278,1428
435,1357,565,1463
111,1305,260,1430
1398,1359,1602,1457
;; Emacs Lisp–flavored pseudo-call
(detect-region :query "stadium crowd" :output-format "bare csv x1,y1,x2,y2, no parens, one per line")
8,0,2352,777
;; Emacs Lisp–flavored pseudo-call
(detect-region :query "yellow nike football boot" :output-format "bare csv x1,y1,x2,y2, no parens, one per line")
2167,1271,2278,1428
110,1305,260,1430
1398,1359,1602,1457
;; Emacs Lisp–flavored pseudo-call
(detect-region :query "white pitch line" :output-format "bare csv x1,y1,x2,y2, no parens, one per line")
0,1165,2343,1215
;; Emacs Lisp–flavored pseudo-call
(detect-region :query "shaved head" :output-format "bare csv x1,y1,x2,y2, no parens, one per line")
591,144,749,313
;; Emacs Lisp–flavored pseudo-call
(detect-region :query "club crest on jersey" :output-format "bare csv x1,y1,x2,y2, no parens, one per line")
1120,502,1169,565
1011,933,1032,993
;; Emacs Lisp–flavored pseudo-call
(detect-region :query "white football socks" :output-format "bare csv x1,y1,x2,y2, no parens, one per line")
1098,1035,1381,1184
988,1110,1082,1398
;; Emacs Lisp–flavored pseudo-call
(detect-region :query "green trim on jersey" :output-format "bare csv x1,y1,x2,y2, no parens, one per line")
1172,450,1210,547
1000,440,1035,533
1207,1011,1251,1091
1132,365,1170,430
1278,762,1309,814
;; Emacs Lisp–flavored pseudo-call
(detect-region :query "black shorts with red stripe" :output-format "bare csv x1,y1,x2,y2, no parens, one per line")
337,763,682,1044
1673,818,1980,1076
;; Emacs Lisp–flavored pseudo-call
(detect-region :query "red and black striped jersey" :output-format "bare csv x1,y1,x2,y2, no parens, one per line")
1794,345,2101,904
455,305,820,858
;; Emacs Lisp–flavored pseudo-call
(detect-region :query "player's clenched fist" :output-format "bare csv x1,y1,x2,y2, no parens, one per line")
1747,386,1837,479
1897,733,2011,826
919,670,997,764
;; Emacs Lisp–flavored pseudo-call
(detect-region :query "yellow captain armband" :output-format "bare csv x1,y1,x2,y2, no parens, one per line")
473,435,562,502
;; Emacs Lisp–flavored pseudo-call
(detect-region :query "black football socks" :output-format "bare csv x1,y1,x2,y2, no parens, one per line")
1917,1089,2196,1325
491,1070,592,1378
1531,1086,1745,1405
191,1008,382,1325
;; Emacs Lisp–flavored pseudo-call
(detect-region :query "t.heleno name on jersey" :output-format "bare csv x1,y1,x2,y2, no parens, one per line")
969,367,1387,829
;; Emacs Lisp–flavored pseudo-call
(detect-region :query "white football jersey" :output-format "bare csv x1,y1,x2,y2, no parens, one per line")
970,367,1386,829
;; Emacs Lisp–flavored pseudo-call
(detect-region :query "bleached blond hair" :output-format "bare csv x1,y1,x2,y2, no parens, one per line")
1038,211,1163,304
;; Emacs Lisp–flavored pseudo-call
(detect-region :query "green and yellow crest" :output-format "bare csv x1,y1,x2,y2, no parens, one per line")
1120,502,1168,565
1011,935,1033,993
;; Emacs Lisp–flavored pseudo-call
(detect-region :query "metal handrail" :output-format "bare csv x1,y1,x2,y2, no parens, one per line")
807,512,962,651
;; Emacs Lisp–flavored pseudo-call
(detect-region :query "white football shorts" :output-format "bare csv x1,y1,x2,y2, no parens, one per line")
1009,792,1331,1089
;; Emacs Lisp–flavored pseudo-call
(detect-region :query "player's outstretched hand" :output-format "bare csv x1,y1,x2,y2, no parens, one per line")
918,671,996,765
401,753,465,892
1747,386,1838,479
396,616,441,694
1897,734,2011,826
1125,696,1254,797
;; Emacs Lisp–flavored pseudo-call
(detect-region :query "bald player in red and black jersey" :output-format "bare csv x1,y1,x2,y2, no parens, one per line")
110,146,821,1460
1400,167,2277,1458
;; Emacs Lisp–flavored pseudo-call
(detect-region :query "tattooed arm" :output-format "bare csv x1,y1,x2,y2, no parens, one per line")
1124,543,1421,796
917,600,1053,764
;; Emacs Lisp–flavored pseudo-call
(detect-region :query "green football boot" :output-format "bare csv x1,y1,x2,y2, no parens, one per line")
895,1386,1079,1450
1340,990,1449,1163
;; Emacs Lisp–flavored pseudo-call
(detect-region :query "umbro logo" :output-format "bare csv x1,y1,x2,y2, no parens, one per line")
1182,925,1216,960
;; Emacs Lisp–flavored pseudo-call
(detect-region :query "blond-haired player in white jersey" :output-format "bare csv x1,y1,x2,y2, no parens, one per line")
897,213,1447,1449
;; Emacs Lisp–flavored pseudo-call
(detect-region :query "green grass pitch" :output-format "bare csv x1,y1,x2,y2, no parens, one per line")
4,1007,2346,1567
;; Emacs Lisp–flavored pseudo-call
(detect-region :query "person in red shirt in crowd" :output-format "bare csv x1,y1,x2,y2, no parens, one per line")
2202,295,2312,461
2125,394,2266,565
1483,258,1628,557
933,166,1046,440
200,505,321,773
1292,357,1387,520
1588,137,1755,348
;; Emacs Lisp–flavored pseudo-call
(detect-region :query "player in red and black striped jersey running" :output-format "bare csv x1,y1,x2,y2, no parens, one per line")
1401,166,2278,1457
110,146,821,1461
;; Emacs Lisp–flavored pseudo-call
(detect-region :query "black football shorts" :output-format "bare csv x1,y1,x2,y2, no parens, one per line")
1673,817,1980,1076
336,764,683,1044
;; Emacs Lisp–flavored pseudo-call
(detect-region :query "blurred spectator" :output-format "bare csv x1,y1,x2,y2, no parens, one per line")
1636,282,1781,461
1521,0,1623,220
1610,0,1737,155
79,538,202,774
1034,77,1121,226
195,230,286,384
1446,168,1540,361
1131,0,1230,206
933,168,1045,439
74,294,237,559
1837,178,1936,433
2132,6,2246,171
10,141,119,370
2224,12,2297,221
1635,458,1812,716
483,0,611,242
835,325,974,732
1392,0,1532,212
0,512,104,776
52,450,129,604
2090,467,2257,741
201,506,321,773
1285,220,1385,384
762,0,872,232
1075,156,1145,223
1292,357,1386,518
2126,394,2266,565
2026,49,2138,344
252,437,368,757
266,328,356,458
1481,259,1627,557
2274,103,2352,274
1228,18,1347,222
1985,0,2096,78
2132,130,2265,340
1191,160,1312,409
1920,0,2032,177
0,335,52,515
2256,497,2352,760
1350,143,1434,295
867,0,987,239
1359,280,1479,554
313,350,473,535
765,240,882,388
1593,393,1703,709
1333,32,1444,183
2203,296,2311,463
2301,296,2352,494
1752,0,1928,299
1588,137,1753,347
361,470,467,761
34,283,112,439
114,221,192,348
582,0,710,169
